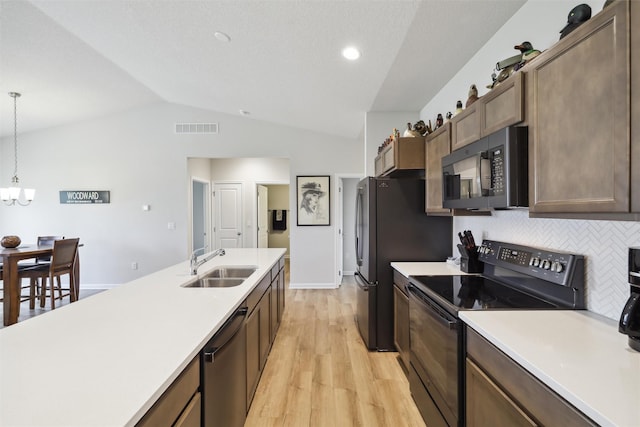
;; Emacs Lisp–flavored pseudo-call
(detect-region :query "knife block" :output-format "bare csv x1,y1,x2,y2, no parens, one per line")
457,244,484,274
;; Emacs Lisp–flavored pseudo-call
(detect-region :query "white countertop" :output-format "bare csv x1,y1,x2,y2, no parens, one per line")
0,248,285,427
391,261,473,277
460,310,640,427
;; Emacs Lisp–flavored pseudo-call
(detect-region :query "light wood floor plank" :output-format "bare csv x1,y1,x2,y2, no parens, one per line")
245,274,426,427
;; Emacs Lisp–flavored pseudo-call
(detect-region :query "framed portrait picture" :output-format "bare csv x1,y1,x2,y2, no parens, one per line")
296,175,330,226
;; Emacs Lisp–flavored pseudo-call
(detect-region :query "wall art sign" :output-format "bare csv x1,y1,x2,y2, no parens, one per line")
59,190,110,204
296,175,330,226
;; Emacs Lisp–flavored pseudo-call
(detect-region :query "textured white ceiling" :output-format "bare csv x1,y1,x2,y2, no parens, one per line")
0,0,525,139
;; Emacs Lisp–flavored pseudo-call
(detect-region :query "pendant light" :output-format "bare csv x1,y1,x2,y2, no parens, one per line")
1,92,35,206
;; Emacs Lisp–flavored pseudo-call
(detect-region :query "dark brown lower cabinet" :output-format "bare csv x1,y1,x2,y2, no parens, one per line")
466,358,536,427
246,292,262,408
465,327,597,427
392,271,410,373
246,272,275,410
135,357,200,427
277,257,285,323
258,286,271,371
174,391,201,427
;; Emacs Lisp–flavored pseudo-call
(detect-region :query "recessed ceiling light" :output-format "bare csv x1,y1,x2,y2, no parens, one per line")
342,46,361,60
214,31,231,42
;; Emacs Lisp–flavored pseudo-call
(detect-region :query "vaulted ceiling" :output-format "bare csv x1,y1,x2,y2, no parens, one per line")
0,0,525,140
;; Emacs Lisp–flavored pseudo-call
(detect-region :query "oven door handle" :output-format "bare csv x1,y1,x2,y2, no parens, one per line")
408,285,458,330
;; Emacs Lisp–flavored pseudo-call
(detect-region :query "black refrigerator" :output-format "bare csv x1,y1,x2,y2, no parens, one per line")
355,177,452,351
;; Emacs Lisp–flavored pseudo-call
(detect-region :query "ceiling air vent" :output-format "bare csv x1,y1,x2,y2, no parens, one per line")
175,123,218,134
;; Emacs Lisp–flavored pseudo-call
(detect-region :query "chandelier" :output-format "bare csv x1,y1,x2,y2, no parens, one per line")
1,92,35,206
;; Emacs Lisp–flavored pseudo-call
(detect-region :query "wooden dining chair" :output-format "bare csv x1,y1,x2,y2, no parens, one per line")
18,238,80,310
0,263,41,308
4,236,65,308
18,236,64,268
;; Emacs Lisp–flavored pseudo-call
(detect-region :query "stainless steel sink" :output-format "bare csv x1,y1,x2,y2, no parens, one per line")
182,265,257,288
204,266,257,279
183,277,245,288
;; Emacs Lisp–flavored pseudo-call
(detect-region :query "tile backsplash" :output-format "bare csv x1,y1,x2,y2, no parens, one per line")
454,210,640,321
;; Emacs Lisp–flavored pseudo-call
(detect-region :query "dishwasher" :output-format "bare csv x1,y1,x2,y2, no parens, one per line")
201,302,248,427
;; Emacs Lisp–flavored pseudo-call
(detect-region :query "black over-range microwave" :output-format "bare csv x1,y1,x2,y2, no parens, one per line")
442,126,528,210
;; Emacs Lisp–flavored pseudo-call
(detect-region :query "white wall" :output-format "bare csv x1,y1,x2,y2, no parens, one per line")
0,102,362,288
419,0,632,321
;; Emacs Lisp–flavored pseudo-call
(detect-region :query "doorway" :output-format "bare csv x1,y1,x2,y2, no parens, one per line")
336,175,361,285
192,178,210,253
256,184,290,254
257,185,269,248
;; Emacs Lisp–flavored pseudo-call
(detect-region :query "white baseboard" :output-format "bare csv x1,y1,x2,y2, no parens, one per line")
288,282,338,290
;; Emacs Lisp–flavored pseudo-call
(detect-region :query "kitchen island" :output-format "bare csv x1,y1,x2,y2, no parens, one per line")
0,248,285,427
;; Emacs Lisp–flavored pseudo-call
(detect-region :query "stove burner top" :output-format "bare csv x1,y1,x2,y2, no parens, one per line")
410,275,558,311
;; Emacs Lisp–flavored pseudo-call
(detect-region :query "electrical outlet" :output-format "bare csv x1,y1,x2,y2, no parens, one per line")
131,262,138,270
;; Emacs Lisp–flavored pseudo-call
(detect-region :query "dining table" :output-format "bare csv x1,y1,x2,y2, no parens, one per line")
1,244,80,326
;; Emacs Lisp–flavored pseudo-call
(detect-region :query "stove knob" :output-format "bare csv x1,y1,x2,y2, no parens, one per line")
541,259,551,270
530,257,541,267
552,261,564,273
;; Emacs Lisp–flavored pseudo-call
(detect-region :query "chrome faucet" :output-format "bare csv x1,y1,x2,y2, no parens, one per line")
190,248,226,275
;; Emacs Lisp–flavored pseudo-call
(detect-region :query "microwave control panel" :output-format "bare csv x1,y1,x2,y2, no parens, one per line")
490,147,505,195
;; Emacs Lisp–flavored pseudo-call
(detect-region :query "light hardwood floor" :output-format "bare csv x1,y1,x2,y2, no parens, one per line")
245,273,426,427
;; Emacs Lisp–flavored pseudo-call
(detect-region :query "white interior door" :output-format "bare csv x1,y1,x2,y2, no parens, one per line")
257,185,269,248
214,183,243,248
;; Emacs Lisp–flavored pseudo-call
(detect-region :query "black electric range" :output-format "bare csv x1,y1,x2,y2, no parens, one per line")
409,274,558,313
406,240,585,427
409,239,586,316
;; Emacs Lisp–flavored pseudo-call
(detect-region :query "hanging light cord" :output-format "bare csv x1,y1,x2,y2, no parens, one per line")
10,92,20,184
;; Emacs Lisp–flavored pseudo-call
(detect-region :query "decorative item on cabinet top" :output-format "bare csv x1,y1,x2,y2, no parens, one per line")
413,120,430,136
487,41,540,89
378,128,400,154
560,3,592,39
379,121,431,155
466,84,479,107
454,100,464,116
403,122,423,138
